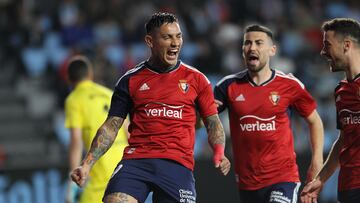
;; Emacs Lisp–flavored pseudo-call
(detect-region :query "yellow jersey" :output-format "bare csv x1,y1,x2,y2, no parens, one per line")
65,80,128,203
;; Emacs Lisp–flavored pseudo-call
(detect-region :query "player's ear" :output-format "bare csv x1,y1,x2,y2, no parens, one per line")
343,38,351,53
269,44,277,56
145,35,153,48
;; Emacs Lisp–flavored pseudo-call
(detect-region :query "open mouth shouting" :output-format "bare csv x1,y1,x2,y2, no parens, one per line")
247,53,259,66
166,49,179,62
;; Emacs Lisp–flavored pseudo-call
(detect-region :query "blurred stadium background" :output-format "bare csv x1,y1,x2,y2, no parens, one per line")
1,0,358,202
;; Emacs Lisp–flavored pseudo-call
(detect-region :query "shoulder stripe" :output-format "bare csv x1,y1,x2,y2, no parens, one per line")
181,62,211,84
115,61,146,86
181,61,204,75
275,70,305,89
216,70,247,86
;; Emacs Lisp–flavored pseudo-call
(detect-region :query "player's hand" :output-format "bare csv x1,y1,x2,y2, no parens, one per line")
212,144,230,175
214,99,223,108
70,165,90,187
300,179,323,203
216,156,231,176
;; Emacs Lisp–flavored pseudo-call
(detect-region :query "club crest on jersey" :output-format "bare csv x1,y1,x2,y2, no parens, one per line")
178,80,189,93
269,92,280,105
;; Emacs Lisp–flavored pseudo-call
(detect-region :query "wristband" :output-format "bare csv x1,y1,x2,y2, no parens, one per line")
212,144,224,166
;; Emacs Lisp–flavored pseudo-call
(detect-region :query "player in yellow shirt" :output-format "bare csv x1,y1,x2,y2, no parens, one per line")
64,55,128,203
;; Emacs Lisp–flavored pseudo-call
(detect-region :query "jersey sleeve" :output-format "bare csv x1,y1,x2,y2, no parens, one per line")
64,96,83,128
108,75,132,118
334,83,342,130
291,82,317,118
196,74,218,118
214,80,229,113
336,110,342,129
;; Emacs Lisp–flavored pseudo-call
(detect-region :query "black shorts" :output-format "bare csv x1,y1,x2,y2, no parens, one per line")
338,187,360,203
103,158,196,203
238,182,301,203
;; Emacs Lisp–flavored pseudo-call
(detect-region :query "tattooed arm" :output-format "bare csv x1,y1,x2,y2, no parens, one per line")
70,116,124,187
204,114,225,147
203,114,230,176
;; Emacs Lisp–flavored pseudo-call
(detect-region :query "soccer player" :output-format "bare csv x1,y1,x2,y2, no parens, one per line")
70,12,231,203
64,55,128,203
300,18,360,203
214,24,324,203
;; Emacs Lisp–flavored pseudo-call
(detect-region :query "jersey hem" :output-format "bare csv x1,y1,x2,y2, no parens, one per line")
238,177,300,190
122,154,194,171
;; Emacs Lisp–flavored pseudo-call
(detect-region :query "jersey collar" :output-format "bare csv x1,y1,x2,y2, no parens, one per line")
145,60,181,73
247,69,276,86
76,80,93,89
351,72,360,82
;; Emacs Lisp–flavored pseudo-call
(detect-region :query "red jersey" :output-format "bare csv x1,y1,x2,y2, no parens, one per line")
214,69,316,190
335,75,360,191
109,61,217,170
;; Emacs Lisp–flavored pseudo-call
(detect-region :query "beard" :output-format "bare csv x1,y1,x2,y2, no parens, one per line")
330,59,347,72
330,65,343,72
246,61,266,73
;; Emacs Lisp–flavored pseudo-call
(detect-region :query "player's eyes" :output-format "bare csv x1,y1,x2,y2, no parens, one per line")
244,41,251,45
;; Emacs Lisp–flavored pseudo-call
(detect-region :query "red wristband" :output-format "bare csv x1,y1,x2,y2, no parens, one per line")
212,144,224,166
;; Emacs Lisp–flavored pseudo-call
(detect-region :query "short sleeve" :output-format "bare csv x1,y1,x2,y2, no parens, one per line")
196,74,218,117
214,82,229,113
108,75,132,118
292,84,317,118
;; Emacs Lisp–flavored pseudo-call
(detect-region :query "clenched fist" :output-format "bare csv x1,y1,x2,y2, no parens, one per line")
70,165,91,187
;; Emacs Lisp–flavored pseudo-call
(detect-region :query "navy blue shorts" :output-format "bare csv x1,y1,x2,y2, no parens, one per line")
238,182,301,203
103,158,196,203
338,187,360,203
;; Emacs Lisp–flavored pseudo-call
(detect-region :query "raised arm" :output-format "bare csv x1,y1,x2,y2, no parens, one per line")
70,116,125,187
203,114,230,176
304,110,324,182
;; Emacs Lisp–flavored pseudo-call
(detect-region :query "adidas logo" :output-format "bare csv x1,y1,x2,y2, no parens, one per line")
139,83,150,91
235,94,245,101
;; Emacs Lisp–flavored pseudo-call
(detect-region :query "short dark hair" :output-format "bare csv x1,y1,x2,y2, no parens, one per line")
244,24,274,41
145,12,178,34
322,18,360,44
67,56,91,83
